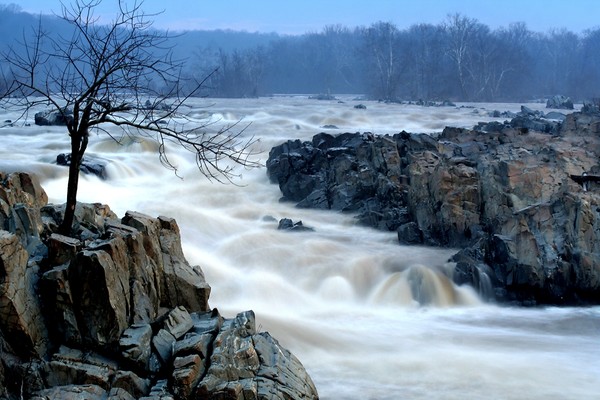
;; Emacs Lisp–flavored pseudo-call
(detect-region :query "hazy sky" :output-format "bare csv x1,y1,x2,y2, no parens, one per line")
14,0,600,34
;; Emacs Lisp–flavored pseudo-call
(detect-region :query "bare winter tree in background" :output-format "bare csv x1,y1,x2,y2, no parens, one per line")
362,22,405,101
0,0,258,235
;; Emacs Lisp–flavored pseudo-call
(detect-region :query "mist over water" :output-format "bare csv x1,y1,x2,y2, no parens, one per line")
2,97,599,399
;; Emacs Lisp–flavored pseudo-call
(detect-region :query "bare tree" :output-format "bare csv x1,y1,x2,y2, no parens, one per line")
362,22,405,101
1,0,259,235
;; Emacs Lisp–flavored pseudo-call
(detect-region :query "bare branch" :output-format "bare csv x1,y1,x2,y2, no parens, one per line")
0,0,259,234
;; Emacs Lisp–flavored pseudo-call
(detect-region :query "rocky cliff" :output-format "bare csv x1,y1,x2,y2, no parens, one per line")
266,108,600,305
0,172,318,399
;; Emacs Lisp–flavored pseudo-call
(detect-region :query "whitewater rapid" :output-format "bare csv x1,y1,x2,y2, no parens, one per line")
1,96,599,399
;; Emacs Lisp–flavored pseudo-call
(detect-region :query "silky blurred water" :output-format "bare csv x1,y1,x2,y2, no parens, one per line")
1,97,598,399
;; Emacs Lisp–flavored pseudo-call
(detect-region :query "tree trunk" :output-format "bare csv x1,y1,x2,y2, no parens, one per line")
59,130,88,235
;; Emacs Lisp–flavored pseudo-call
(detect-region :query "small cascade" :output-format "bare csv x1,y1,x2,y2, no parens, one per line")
370,264,475,307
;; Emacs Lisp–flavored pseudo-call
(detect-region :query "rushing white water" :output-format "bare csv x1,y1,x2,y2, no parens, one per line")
1,97,599,399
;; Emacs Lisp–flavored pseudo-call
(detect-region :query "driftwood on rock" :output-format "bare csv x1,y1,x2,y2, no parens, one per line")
0,171,319,399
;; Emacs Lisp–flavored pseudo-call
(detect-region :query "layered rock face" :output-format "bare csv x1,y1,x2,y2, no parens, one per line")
266,110,600,304
0,172,318,399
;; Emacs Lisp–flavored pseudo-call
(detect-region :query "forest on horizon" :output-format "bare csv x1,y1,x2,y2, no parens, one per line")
1,3,599,103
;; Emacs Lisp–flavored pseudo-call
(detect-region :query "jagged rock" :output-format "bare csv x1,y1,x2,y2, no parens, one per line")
121,212,211,313
112,370,151,398
191,309,224,335
109,387,137,400
0,172,318,399
47,233,81,265
172,354,204,399
546,95,574,110
164,306,194,339
254,332,318,400
0,172,48,251
140,379,175,400
397,222,423,245
119,324,153,371
173,332,213,359
152,329,176,365
57,153,108,180
277,218,314,232
197,310,318,400
266,111,600,304
581,100,600,114
41,263,82,345
508,106,561,134
31,384,108,400
70,243,132,347
44,346,118,390
0,230,49,357
34,108,74,126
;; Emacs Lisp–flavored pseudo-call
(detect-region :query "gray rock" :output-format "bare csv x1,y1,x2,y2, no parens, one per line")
47,233,81,265
44,346,117,390
152,329,176,365
172,354,204,399
119,324,153,370
397,222,423,245
140,379,175,400
69,244,131,347
266,112,600,304
41,264,82,345
112,370,151,399
0,230,49,357
31,384,108,400
173,332,213,359
197,310,318,399
190,309,224,335
164,306,194,339
0,172,319,399
254,332,319,400
56,153,108,180
34,108,74,126
546,94,574,110
108,387,137,400
277,218,315,232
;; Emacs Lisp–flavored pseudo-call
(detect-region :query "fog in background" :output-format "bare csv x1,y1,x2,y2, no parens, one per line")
1,2,599,102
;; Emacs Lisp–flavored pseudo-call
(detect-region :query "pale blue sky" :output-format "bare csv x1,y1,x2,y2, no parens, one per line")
12,0,600,34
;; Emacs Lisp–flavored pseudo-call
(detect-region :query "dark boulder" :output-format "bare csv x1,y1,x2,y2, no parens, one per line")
57,153,108,180
546,95,574,110
278,218,314,232
34,108,74,126
266,110,600,305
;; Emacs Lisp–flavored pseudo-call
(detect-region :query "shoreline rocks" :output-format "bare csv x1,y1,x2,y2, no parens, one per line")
266,108,600,305
0,171,318,399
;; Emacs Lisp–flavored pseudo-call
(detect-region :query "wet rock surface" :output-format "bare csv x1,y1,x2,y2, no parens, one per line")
266,108,600,305
0,171,318,399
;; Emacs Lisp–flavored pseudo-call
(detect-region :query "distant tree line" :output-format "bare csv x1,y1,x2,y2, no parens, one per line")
195,15,600,102
0,4,599,102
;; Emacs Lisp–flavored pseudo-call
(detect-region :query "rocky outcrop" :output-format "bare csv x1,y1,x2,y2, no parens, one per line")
546,95,574,110
266,110,600,305
34,108,74,126
0,171,318,399
56,153,108,180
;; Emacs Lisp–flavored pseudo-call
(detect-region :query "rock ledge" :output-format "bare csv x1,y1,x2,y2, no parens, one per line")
0,171,318,399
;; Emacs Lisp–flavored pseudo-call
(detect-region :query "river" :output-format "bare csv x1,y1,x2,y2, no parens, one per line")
1,96,599,399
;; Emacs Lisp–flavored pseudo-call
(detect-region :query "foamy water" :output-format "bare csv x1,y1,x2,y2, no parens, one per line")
1,97,598,399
